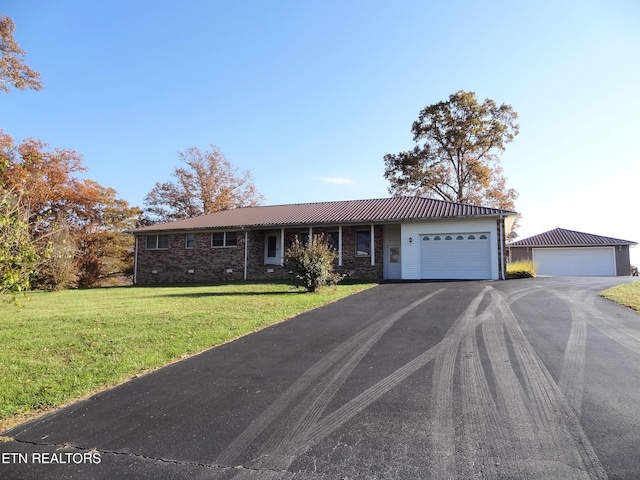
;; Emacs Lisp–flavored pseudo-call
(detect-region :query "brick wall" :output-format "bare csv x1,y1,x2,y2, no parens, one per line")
135,232,247,285
135,225,385,285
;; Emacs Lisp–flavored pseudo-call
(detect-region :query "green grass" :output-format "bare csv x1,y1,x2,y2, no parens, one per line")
601,281,640,311
506,259,537,279
0,282,374,429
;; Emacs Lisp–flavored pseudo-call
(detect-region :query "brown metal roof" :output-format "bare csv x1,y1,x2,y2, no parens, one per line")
132,197,517,233
510,228,637,247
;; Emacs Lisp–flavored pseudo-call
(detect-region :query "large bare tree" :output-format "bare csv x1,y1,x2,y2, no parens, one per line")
384,90,519,210
144,145,264,223
0,15,42,93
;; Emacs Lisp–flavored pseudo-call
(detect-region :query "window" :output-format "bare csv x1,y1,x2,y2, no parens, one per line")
267,235,277,257
423,236,430,241
356,230,371,256
456,235,464,240
445,236,453,240
146,234,169,250
226,231,238,246
434,236,442,241
185,233,195,249
328,231,340,250
479,234,488,240
299,231,310,247
211,231,238,248
468,235,476,240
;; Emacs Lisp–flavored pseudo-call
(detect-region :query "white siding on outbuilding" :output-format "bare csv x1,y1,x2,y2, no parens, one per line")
401,219,500,280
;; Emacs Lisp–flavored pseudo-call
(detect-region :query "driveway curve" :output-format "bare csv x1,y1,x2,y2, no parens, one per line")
2,277,639,479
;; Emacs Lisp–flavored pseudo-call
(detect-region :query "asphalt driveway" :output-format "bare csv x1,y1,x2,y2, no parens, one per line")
2,277,640,479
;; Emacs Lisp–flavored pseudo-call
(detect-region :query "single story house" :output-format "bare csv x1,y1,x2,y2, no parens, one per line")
509,227,637,276
130,197,518,285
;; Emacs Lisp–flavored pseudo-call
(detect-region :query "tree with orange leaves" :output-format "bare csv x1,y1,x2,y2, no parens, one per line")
0,15,42,93
144,145,264,223
1,130,142,288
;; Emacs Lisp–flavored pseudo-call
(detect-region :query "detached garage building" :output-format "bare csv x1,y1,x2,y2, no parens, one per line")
131,197,518,284
509,228,637,276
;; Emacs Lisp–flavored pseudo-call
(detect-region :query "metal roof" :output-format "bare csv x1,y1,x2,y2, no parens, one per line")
510,228,637,247
132,197,517,233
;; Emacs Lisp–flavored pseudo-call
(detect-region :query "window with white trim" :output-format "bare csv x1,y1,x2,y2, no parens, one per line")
185,233,195,249
146,234,169,250
355,230,371,256
211,231,238,247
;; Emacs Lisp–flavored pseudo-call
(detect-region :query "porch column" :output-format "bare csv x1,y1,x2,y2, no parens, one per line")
370,224,375,266
133,236,139,285
338,226,343,266
280,228,285,266
244,231,248,280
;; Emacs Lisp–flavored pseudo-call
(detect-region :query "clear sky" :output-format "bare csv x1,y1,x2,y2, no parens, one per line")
3,1,639,265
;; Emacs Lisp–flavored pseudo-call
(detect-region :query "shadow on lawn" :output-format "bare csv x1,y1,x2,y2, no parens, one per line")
158,289,309,298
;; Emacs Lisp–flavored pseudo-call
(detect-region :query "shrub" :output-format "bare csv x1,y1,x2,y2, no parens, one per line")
506,259,537,279
284,234,345,292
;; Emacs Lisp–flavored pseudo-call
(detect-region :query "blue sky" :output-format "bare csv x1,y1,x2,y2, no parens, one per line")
3,1,639,265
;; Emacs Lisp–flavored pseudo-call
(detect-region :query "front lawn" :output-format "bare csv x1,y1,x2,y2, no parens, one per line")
601,281,640,311
0,282,374,430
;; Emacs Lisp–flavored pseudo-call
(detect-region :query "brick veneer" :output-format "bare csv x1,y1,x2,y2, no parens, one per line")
135,225,384,285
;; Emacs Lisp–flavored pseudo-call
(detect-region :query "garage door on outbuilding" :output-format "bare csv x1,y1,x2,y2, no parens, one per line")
533,247,615,276
510,228,637,277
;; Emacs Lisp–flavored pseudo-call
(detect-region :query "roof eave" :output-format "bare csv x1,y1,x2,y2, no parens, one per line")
129,212,517,235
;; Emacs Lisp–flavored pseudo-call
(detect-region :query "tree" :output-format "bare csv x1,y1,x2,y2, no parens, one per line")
0,189,40,302
1,130,142,288
0,15,42,93
33,223,77,291
0,132,99,230
144,145,264,222
384,90,519,210
74,182,142,287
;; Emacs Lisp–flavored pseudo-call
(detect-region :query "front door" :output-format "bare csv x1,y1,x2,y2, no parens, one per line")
385,245,402,279
264,233,281,265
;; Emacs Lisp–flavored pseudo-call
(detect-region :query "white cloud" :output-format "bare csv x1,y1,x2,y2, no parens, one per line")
321,177,354,185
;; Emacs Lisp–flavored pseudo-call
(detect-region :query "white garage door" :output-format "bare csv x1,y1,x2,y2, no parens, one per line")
533,247,616,276
420,233,492,279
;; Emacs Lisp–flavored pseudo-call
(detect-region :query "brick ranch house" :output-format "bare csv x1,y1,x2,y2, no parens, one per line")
130,197,518,285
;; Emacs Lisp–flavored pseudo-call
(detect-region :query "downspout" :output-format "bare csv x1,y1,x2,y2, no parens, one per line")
338,226,343,266
133,235,139,285
244,230,248,281
370,224,375,267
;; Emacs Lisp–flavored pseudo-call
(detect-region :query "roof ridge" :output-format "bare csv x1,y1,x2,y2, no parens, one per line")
222,196,516,212
511,227,637,246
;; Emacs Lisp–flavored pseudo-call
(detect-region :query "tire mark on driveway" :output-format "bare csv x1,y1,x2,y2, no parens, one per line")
490,288,607,478
223,283,610,478
550,290,588,416
302,288,492,450
216,289,444,468
427,287,490,478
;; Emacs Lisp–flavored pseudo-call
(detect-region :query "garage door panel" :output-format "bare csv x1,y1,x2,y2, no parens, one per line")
533,247,615,276
420,232,491,279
